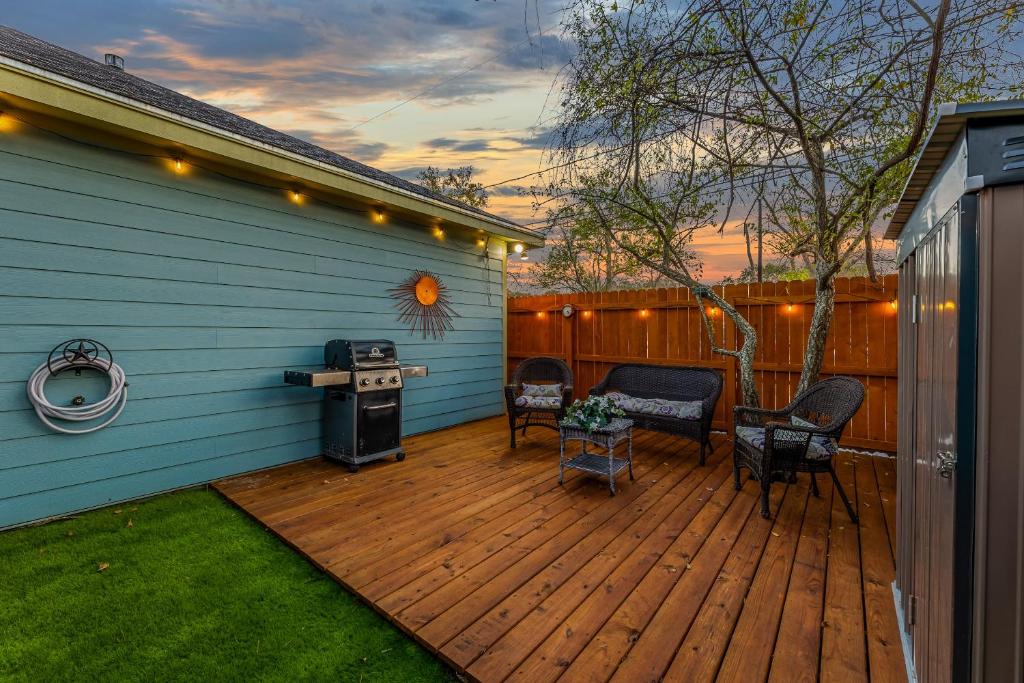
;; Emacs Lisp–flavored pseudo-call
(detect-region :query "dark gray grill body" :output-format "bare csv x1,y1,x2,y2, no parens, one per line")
283,340,427,472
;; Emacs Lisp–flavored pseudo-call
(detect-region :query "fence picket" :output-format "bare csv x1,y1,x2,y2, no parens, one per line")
508,276,897,452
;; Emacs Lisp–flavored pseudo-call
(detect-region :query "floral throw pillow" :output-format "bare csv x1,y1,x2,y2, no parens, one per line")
604,391,702,419
791,416,838,457
514,395,562,409
522,383,562,398
734,421,835,461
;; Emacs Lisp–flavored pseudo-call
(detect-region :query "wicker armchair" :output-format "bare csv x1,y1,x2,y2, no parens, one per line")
589,364,722,465
504,356,574,448
733,376,864,522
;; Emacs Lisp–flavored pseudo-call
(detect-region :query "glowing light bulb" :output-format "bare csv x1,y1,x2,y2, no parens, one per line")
889,298,898,311
289,191,302,204
173,158,184,174
433,226,445,239
785,303,794,313
372,209,385,224
513,243,524,254
639,309,649,318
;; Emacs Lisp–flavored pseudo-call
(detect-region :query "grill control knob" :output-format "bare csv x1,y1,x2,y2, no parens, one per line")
389,375,400,384
359,378,370,387
375,376,386,385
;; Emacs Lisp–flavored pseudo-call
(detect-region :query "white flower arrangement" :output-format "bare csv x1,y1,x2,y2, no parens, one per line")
562,394,626,433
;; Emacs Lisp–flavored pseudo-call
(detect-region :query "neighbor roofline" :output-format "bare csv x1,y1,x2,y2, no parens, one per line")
0,55,544,247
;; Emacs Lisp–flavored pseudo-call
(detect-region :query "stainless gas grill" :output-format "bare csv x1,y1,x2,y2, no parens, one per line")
284,340,427,472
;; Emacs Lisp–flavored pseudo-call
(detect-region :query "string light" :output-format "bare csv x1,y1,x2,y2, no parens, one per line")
0,111,18,133
581,310,592,319
432,226,445,239
639,309,650,318
0,108,537,262
536,311,545,318
889,298,898,311
476,238,487,248
785,303,795,313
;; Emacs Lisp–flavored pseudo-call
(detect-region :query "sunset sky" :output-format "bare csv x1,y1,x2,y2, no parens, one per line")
5,1,773,282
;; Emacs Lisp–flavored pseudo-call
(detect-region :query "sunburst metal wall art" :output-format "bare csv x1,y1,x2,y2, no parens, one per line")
390,270,458,340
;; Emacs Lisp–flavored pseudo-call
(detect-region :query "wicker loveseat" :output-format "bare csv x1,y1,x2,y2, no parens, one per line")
589,364,723,465
504,356,574,448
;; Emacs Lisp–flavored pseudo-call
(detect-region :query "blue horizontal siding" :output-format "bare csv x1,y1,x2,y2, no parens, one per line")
0,365,501,412
0,125,508,528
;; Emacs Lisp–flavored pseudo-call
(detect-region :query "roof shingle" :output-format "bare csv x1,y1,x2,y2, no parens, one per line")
0,24,522,229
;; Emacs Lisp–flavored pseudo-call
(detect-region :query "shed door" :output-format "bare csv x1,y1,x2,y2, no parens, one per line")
910,206,959,682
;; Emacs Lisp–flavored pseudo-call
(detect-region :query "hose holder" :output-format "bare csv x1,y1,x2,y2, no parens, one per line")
27,339,128,434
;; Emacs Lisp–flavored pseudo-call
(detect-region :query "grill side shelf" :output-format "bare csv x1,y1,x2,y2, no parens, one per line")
283,369,352,387
400,365,428,379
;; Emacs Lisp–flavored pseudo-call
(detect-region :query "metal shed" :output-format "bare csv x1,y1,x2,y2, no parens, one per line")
887,100,1024,683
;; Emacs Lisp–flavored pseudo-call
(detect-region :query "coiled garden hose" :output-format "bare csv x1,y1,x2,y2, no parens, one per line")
26,357,128,434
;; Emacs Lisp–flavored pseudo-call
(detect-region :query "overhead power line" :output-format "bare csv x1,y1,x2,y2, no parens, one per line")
511,144,896,230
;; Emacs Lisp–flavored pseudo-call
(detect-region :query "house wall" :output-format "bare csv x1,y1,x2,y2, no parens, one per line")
0,122,506,529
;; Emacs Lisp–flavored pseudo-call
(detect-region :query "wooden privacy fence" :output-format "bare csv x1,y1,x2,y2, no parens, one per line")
508,274,899,452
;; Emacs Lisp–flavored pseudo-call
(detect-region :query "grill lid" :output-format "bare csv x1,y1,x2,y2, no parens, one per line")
324,340,398,369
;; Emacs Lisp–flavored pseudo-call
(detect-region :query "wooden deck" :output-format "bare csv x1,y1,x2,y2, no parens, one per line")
213,416,906,683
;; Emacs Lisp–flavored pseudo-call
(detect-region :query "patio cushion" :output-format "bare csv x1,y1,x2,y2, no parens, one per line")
522,383,563,398
605,391,702,420
514,395,562,410
791,416,839,457
734,424,833,461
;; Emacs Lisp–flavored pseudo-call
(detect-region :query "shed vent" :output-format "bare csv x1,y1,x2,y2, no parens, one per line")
104,53,124,70
1002,134,1024,171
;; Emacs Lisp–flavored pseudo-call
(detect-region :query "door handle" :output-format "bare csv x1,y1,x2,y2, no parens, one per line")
936,450,957,479
363,402,398,411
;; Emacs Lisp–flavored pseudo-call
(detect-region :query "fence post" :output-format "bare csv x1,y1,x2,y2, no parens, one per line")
562,299,575,379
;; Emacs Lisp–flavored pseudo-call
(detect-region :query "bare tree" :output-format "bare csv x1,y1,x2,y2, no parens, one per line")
549,0,1023,402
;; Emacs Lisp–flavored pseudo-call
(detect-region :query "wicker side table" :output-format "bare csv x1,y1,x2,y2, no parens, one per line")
559,418,634,495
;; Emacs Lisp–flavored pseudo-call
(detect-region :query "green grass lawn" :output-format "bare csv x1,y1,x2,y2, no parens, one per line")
0,488,453,682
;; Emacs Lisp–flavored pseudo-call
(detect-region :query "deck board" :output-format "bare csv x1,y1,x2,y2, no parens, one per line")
213,416,906,683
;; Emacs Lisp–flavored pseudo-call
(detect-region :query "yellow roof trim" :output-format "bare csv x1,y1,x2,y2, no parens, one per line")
0,56,544,248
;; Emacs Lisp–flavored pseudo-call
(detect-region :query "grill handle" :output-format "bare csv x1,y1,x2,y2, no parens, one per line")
363,402,398,411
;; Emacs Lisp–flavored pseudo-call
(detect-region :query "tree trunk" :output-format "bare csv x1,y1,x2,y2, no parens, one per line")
796,274,836,394
743,221,755,275
698,288,760,407
735,319,760,407
865,230,878,283
603,237,614,291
